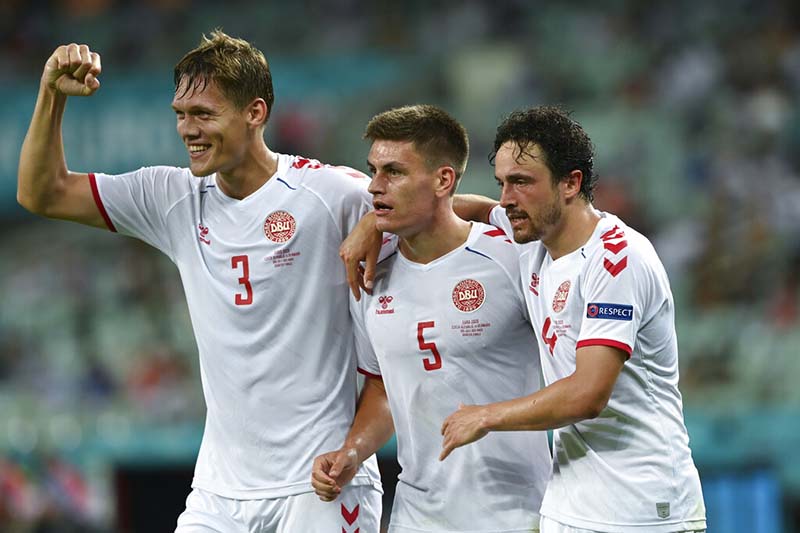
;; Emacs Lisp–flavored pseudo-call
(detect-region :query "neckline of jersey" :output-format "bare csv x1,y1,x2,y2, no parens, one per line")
395,222,481,271
546,210,614,265
210,153,288,207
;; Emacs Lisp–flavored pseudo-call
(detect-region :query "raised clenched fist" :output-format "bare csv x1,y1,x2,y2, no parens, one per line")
44,43,102,96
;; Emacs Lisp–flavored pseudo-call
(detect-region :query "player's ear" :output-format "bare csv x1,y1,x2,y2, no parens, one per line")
436,166,458,197
562,169,583,201
247,98,269,127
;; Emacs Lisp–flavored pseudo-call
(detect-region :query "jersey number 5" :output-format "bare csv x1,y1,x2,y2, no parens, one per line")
231,255,253,306
417,321,442,371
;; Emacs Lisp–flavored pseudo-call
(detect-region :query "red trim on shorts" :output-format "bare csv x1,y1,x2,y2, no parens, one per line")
357,368,382,380
576,338,632,359
88,173,117,232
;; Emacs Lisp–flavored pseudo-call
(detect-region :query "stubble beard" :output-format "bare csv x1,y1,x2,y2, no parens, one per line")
511,193,562,244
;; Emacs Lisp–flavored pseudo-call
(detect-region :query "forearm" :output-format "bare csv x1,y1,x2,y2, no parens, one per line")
17,82,70,214
484,374,604,432
441,346,624,460
341,378,394,463
452,193,498,224
341,210,383,299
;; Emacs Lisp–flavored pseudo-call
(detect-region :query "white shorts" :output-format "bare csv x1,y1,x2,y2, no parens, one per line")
175,484,382,533
540,516,705,533
389,525,538,533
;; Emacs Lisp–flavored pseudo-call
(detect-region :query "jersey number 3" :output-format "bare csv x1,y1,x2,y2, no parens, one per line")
232,255,253,305
417,321,442,371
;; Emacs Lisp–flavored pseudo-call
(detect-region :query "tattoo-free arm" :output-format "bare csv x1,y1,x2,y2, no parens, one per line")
311,376,394,500
17,44,106,228
440,344,626,460
452,193,498,224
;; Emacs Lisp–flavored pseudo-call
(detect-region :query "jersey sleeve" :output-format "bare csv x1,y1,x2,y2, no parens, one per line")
324,166,373,237
350,295,382,379
483,211,530,321
488,205,512,235
91,166,189,257
577,237,651,358
476,223,530,324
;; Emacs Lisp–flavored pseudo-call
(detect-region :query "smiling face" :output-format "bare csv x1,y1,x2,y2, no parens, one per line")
367,139,442,238
172,77,253,177
495,141,563,244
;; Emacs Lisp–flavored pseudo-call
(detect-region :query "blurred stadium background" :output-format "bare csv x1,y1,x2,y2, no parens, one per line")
1,0,799,531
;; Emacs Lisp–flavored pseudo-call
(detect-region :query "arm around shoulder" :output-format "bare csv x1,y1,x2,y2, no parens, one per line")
453,193,498,224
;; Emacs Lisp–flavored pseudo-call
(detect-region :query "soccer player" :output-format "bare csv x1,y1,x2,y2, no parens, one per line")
311,105,551,532
17,33,382,532
438,107,707,533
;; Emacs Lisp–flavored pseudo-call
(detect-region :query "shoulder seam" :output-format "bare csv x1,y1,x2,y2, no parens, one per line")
295,166,370,237
164,190,195,221
298,182,343,235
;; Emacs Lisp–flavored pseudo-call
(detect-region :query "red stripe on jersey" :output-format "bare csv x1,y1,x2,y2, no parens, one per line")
603,240,628,254
357,368,382,380
483,228,507,238
88,173,117,232
603,256,628,277
334,165,369,180
601,225,625,241
484,227,512,243
576,338,632,358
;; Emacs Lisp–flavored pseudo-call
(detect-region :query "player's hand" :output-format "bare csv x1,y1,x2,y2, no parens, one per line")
439,403,490,461
43,44,102,96
340,211,381,301
311,448,360,502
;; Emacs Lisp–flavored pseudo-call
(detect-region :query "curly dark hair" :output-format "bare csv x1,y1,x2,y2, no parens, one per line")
490,106,597,201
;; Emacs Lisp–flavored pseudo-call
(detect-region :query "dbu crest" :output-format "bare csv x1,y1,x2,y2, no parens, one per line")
452,279,485,312
552,280,571,312
264,210,296,243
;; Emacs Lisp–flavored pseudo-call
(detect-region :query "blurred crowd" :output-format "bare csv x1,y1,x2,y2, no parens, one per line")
1,0,799,530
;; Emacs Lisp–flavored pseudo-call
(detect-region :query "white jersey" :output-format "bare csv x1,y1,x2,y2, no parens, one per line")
91,154,381,499
491,206,706,532
353,223,551,532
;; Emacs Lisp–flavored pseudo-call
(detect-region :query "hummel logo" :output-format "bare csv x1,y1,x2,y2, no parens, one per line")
376,295,395,315
529,273,540,295
198,224,211,245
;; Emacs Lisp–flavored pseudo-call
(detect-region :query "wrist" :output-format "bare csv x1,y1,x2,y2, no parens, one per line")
365,210,378,231
340,442,362,464
39,78,65,103
479,405,499,433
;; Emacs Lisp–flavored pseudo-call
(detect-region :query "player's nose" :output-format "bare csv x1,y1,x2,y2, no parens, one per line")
368,172,386,195
177,116,200,139
499,183,515,208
